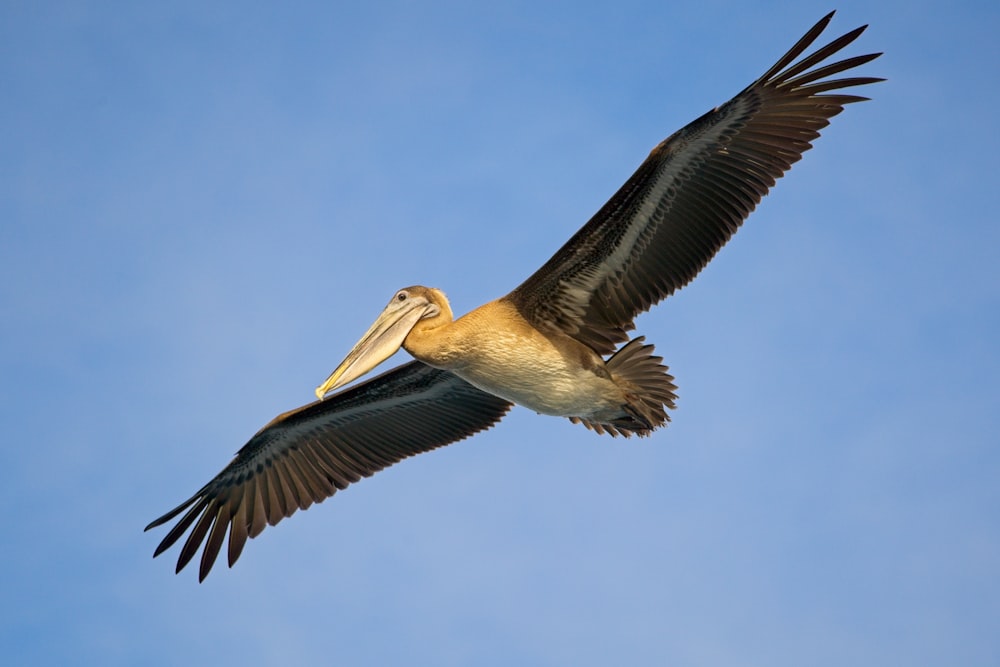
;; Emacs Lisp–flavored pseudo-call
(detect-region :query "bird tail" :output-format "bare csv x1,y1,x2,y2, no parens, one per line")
570,337,678,437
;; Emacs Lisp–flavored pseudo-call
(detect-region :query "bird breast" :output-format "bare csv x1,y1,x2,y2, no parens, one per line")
404,299,625,418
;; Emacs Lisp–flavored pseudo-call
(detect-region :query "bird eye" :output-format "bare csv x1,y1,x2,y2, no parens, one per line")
396,291,407,302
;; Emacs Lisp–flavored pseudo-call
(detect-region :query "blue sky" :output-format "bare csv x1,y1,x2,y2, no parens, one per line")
2,1,997,665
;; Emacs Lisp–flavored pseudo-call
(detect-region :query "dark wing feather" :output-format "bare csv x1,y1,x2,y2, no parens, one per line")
145,361,512,581
507,12,883,354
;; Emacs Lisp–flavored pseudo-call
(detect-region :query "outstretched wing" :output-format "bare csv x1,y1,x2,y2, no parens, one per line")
145,361,512,581
507,12,883,354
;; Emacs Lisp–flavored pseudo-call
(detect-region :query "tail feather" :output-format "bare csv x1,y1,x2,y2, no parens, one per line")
570,337,678,437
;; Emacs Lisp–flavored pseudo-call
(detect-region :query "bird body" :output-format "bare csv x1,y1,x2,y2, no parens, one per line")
406,296,618,417
391,291,674,429
146,12,883,581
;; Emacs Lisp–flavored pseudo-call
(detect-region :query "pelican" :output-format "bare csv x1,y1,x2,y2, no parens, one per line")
147,12,882,581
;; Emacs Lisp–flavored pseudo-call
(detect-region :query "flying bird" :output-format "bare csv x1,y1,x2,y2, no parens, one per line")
147,12,882,581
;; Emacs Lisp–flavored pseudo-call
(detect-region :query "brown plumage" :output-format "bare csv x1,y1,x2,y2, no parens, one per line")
146,362,511,579
147,12,882,581
508,14,882,354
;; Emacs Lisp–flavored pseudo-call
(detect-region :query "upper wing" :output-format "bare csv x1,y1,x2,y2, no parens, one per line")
145,361,512,581
506,12,883,355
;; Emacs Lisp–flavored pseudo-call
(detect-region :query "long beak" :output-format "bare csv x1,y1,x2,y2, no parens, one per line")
314,301,431,399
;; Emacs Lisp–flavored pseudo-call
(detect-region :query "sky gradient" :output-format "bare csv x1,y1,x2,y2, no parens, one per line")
3,1,998,665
